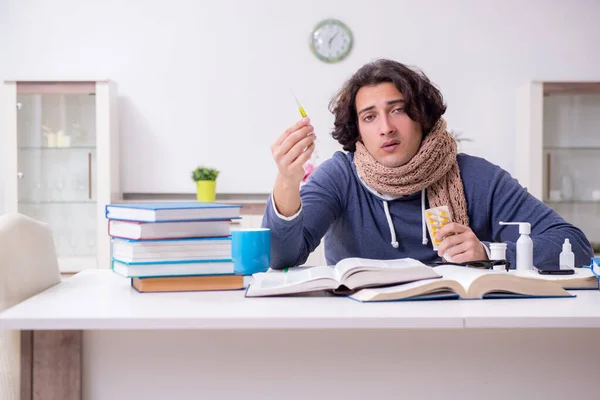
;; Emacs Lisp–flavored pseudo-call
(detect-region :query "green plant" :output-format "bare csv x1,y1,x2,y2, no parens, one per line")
191,166,220,181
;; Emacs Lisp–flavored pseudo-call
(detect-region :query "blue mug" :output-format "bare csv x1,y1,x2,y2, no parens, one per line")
231,228,271,275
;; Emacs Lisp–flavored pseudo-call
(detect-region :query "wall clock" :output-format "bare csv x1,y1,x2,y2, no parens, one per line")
310,19,353,63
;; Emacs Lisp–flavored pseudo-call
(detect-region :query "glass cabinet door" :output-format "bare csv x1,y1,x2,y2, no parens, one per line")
16,83,98,270
542,89,600,255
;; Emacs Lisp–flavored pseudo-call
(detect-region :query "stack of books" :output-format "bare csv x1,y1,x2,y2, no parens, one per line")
105,202,247,293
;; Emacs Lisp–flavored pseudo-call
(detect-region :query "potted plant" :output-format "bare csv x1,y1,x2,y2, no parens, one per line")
191,166,220,202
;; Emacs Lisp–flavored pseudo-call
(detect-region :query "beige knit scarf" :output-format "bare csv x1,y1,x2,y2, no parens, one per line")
353,117,469,227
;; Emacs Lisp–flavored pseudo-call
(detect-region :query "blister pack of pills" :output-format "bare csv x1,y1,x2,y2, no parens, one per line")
424,206,452,250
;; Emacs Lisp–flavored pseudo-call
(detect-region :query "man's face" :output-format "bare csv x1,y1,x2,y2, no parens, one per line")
355,82,423,167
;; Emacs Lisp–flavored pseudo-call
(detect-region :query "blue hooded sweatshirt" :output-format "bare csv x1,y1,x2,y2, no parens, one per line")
262,151,593,270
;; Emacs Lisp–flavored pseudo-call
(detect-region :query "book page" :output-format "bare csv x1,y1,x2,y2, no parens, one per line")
259,266,336,287
246,266,337,296
349,278,464,302
434,265,572,298
432,265,491,292
335,257,427,281
354,279,447,294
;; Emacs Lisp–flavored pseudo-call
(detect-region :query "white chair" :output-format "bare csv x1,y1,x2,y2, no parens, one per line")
0,213,61,400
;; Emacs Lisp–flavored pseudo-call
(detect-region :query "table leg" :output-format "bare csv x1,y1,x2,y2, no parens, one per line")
20,331,32,400
21,330,82,400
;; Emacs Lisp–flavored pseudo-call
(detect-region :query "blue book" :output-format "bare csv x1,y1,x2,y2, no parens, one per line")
348,292,461,302
348,265,576,302
105,202,241,222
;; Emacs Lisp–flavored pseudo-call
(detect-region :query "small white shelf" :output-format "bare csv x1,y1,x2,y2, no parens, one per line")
544,146,600,151
18,146,97,150
516,81,600,248
1,80,121,271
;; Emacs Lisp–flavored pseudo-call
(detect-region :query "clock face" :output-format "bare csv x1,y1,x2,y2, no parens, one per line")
310,19,353,63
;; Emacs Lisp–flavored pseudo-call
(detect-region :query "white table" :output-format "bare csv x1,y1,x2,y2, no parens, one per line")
2,270,600,400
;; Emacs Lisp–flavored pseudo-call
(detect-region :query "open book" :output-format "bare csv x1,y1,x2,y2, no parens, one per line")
244,257,441,297
349,265,583,302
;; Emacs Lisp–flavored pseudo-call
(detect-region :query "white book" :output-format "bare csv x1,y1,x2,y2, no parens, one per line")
245,257,441,297
111,237,232,263
108,219,232,240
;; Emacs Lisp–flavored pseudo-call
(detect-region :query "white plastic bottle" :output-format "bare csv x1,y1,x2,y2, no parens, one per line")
559,239,575,270
490,243,507,260
499,221,533,270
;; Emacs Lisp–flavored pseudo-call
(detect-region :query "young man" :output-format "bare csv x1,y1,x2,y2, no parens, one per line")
262,59,593,270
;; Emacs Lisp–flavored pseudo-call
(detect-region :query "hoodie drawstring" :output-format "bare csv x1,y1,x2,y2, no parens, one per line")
421,189,428,245
382,200,399,248
383,189,428,249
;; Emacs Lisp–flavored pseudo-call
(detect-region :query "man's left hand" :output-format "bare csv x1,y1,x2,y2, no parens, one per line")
435,223,488,263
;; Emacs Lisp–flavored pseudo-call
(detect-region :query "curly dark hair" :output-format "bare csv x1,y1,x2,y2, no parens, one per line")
328,59,447,152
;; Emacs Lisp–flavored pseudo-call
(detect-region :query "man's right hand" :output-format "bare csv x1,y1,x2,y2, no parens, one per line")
271,117,316,186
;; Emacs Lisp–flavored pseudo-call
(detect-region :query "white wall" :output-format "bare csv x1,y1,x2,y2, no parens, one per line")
0,2,7,214
1,0,600,200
